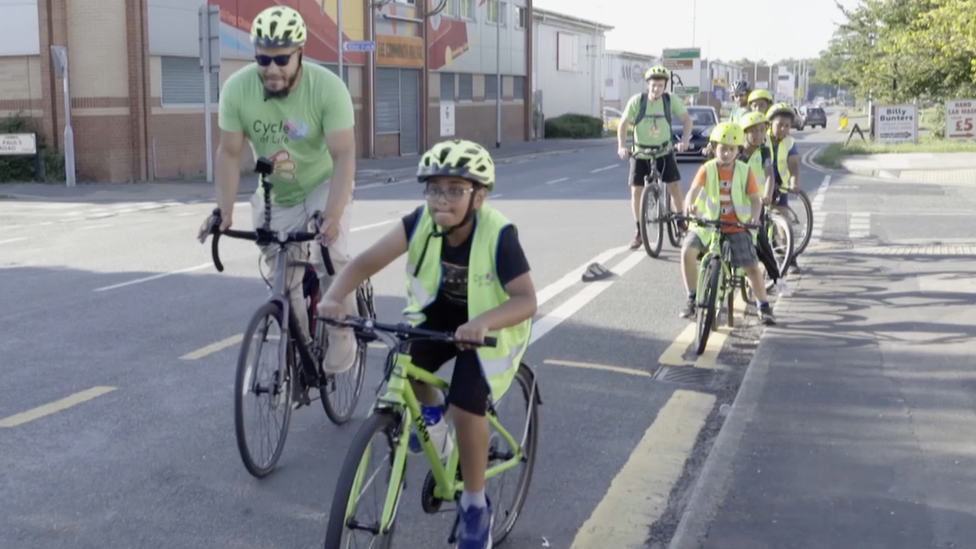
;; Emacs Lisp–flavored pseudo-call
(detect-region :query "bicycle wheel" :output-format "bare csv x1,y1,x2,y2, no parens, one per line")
788,188,813,256
764,211,794,292
320,281,373,424
324,411,404,549
234,302,294,478
486,363,541,544
666,197,683,248
639,182,664,258
695,258,721,355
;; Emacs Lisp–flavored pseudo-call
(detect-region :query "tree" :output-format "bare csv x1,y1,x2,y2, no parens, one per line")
814,0,975,102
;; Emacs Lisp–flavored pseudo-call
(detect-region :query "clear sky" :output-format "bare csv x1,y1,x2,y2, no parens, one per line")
533,0,862,61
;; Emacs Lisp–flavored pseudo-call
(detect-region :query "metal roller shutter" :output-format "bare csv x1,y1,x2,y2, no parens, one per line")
376,68,400,134
399,69,420,155
161,56,219,106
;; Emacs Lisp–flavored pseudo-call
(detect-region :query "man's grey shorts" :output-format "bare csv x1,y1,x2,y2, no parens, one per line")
682,230,758,268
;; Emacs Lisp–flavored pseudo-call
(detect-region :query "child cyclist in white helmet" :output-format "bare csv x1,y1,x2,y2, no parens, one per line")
318,138,536,549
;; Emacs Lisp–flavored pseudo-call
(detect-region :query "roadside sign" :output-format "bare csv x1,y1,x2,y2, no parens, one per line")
874,104,918,144
343,41,375,52
662,48,701,95
945,99,976,140
0,133,37,155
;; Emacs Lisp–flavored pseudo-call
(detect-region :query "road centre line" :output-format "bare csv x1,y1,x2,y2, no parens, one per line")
0,237,28,245
569,389,716,549
590,164,618,173
0,386,118,428
545,177,569,185
181,244,635,360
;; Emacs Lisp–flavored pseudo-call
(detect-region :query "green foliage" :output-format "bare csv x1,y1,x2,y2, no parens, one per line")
544,113,603,139
0,113,66,183
814,0,976,102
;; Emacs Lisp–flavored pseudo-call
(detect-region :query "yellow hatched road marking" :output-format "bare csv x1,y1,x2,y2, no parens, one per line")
569,389,716,548
0,386,118,428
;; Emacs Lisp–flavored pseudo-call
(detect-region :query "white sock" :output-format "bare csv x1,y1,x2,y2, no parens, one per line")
460,489,487,509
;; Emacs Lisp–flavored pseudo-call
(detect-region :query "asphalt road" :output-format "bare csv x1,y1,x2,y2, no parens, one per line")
2,125,834,549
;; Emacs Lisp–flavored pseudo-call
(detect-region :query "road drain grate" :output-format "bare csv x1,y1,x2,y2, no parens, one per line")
653,366,715,385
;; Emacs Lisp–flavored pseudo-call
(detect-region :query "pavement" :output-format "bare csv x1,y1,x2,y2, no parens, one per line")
670,140,976,547
3,115,974,549
838,152,976,183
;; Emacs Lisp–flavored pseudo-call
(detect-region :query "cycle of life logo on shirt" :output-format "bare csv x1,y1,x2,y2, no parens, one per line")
252,117,308,182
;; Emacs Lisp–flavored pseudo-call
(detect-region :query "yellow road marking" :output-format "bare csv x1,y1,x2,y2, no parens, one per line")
658,296,746,369
543,359,651,378
569,389,716,548
180,333,244,360
0,386,117,428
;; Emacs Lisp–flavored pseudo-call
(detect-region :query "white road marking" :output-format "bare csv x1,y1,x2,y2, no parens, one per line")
545,177,569,185
808,174,831,245
849,212,871,239
590,164,618,173
93,263,211,292
0,237,28,245
350,219,397,233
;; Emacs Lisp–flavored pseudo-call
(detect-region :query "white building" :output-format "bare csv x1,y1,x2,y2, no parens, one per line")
532,7,612,120
603,50,659,111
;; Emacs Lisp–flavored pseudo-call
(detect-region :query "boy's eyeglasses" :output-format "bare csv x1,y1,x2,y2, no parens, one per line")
423,187,474,202
255,51,298,67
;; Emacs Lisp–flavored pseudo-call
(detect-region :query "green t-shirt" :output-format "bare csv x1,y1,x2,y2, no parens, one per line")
728,105,748,123
218,62,355,207
623,92,688,151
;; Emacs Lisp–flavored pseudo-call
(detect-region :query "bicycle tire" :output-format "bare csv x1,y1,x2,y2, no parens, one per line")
666,199,683,248
490,363,541,544
789,188,814,256
639,182,664,258
324,411,402,549
320,283,373,424
234,301,294,478
726,275,735,328
695,258,720,355
764,211,794,291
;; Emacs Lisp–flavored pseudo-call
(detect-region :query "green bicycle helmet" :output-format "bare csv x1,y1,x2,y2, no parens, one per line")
766,102,796,121
739,111,767,131
644,65,670,81
709,122,745,146
417,139,496,191
747,89,773,104
251,6,307,48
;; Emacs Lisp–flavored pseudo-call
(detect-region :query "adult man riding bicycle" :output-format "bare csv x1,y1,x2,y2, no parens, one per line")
196,5,358,374
616,65,693,250
728,80,751,123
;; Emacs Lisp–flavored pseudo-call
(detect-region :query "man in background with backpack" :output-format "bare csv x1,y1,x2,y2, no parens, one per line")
616,65,693,250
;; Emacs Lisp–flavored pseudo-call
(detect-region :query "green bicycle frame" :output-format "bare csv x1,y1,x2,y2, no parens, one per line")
344,351,525,534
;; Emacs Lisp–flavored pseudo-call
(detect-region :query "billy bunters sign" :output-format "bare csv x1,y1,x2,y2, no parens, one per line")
874,104,918,144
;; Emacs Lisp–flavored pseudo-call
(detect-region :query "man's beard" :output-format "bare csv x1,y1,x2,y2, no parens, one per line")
262,68,301,100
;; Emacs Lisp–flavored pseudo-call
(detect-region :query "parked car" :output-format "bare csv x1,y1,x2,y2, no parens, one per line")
800,106,827,129
671,106,718,160
791,107,805,131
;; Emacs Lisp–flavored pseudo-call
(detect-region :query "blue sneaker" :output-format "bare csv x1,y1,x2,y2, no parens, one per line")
456,497,493,549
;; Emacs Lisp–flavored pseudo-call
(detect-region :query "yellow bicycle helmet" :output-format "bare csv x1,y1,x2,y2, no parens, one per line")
644,66,670,81
709,122,745,146
417,139,496,191
747,89,773,104
739,111,767,131
766,102,796,121
251,6,307,48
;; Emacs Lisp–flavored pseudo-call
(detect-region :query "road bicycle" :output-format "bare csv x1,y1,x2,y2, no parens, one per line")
775,185,813,259
630,146,684,258
204,156,374,478
675,215,760,355
320,315,541,549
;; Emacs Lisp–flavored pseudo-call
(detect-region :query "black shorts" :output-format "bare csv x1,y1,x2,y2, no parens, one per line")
408,339,490,416
629,152,681,186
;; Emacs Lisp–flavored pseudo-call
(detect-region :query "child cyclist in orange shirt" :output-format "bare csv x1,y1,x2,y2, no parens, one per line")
679,122,777,326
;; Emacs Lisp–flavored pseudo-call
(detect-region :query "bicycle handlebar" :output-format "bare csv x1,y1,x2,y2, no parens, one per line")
672,214,759,231
204,158,335,276
319,315,497,348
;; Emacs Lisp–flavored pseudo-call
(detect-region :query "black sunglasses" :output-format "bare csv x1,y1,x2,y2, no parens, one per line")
255,50,298,67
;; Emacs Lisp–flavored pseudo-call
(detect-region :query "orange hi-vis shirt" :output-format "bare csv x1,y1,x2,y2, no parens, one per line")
691,162,758,233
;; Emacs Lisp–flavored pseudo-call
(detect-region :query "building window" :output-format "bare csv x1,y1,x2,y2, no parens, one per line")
487,0,506,25
459,0,474,20
513,75,525,100
438,0,456,17
557,32,579,72
515,6,526,29
440,72,455,100
458,73,473,101
161,56,220,106
485,74,498,101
